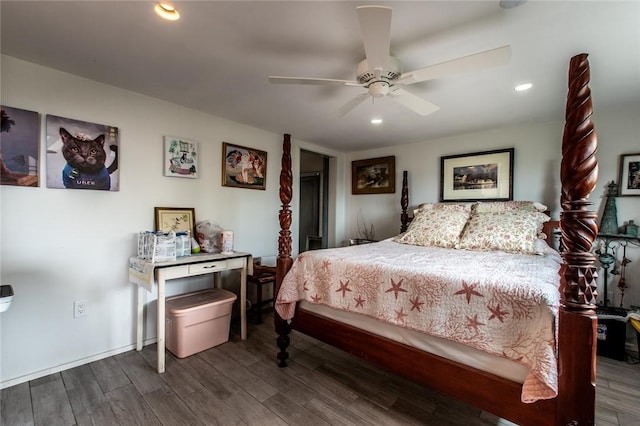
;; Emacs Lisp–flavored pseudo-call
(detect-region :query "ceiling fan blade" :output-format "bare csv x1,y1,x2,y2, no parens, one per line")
356,5,392,72
268,76,360,86
334,93,370,117
390,88,440,116
397,45,511,85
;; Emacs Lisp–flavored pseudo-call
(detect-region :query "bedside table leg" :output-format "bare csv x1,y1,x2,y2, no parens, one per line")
256,282,263,324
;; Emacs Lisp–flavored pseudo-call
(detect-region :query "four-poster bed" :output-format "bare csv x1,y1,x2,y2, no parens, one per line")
274,53,599,425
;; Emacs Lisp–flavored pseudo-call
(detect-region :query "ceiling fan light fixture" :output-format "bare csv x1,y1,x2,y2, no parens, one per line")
268,5,509,118
368,81,390,97
514,82,533,92
155,2,180,21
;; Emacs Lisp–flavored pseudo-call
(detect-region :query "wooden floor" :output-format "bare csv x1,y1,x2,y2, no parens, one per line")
2,312,639,426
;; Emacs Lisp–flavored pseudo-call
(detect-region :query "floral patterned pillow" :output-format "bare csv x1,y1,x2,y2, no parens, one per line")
397,204,472,248
457,210,550,254
474,201,547,213
412,201,475,216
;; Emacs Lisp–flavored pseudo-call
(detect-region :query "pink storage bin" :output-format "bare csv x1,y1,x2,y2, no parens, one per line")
165,288,237,358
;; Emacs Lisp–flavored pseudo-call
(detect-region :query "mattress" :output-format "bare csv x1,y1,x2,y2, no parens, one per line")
276,239,563,402
299,300,530,383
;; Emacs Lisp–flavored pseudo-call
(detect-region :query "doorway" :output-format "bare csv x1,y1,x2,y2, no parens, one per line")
299,150,329,253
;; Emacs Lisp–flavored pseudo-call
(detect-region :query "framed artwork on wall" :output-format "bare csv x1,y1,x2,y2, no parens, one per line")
222,142,267,190
618,153,640,196
45,114,119,191
0,106,40,187
351,155,395,194
164,136,198,178
440,148,513,202
154,207,196,236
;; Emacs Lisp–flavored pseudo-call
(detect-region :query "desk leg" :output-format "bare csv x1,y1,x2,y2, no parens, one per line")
241,261,247,340
156,269,166,373
136,286,144,351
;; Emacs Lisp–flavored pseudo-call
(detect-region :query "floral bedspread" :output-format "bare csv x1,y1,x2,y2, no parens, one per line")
275,240,562,403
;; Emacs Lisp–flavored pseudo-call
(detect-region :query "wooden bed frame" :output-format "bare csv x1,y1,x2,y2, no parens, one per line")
274,53,599,426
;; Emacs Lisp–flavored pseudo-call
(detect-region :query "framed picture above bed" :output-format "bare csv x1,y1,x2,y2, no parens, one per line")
351,155,395,194
618,153,640,196
440,148,513,202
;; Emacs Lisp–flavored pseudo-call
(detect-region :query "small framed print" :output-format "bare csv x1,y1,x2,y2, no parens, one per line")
164,136,198,178
154,207,195,236
618,153,640,196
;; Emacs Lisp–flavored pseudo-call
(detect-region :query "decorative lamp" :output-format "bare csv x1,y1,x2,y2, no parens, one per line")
599,181,620,235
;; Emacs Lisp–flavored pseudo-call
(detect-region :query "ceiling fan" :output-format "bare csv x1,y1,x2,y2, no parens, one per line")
268,5,511,117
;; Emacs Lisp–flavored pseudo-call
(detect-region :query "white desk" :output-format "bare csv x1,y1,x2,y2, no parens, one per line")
129,252,251,373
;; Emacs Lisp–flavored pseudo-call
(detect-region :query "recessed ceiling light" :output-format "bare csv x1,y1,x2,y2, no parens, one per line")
514,83,533,92
500,0,528,9
155,2,180,21
371,118,383,125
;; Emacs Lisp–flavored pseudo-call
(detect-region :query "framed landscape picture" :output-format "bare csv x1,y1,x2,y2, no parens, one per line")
440,148,513,202
351,156,395,194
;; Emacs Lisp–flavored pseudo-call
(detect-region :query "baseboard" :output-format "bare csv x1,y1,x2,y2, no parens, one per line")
0,337,157,390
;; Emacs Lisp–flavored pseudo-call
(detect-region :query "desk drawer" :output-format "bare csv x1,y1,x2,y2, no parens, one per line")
189,261,227,274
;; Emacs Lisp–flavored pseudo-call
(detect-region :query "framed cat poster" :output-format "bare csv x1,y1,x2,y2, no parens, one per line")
164,136,198,178
0,106,40,187
45,115,119,191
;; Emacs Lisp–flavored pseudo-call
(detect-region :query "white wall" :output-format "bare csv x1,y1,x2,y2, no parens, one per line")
0,55,341,387
2,54,638,388
346,103,640,311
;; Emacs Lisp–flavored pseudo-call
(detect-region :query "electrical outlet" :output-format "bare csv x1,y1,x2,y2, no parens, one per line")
74,300,87,318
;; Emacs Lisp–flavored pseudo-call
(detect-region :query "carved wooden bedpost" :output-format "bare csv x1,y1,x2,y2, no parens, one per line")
557,53,598,426
400,170,410,233
275,134,293,367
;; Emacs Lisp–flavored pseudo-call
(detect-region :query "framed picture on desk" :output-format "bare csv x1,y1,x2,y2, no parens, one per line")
154,207,195,236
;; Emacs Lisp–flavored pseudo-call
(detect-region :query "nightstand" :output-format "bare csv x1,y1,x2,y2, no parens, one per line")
349,238,377,246
248,261,276,324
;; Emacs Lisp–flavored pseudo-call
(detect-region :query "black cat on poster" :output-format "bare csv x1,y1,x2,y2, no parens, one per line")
46,115,119,191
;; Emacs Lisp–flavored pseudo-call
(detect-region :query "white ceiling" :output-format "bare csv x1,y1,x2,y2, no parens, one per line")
1,1,639,152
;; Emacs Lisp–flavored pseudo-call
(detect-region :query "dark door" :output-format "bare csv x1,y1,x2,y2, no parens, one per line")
299,174,320,253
